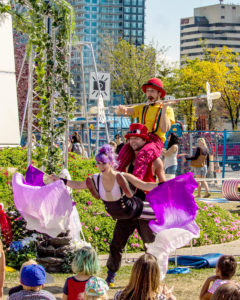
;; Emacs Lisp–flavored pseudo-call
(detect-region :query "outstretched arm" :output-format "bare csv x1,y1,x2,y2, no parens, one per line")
49,175,87,190
115,105,134,116
123,173,158,191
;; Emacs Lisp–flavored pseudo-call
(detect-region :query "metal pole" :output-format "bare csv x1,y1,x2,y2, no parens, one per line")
79,46,91,157
88,43,110,151
50,25,56,154
16,44,27,87
64,9,73,169
27,46,34,167
222,129,227,179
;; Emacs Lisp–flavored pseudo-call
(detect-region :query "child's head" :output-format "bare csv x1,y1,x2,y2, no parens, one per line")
84,276,109,300
72,247,100,275
124,253,160,299
211,282,240,300
217,255,237,279
20,264,46,292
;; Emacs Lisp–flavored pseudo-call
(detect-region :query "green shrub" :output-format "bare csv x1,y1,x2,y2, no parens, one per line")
1,148,240,260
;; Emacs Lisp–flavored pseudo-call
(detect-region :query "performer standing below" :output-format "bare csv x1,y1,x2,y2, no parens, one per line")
106,124,166,286
49,140,165,287
116,77,175,180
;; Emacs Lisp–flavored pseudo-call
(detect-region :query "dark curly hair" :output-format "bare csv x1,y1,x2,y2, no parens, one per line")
167,133,179,150
217,255,237,279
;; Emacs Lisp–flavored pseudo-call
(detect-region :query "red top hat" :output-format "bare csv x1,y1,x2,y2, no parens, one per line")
125,123,150,141
142,77,166,99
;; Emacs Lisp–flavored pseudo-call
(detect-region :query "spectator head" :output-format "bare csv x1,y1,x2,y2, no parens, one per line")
197,137,208,149
72,246,100,276
20,264,46,291
109,141,117,151
84,276,109,300
216,255,237,279
211,282,240,300
120,253,161,299
115,134,121,140
167,132,179,149
95,144,118,169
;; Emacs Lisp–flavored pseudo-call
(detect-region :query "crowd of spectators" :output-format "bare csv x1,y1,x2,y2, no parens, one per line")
1,246,239,300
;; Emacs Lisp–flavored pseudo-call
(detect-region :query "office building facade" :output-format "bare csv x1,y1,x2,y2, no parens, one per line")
180,4,240,63
69,0,146,106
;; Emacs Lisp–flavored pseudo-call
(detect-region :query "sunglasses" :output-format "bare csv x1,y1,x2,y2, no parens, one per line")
127,129,141,134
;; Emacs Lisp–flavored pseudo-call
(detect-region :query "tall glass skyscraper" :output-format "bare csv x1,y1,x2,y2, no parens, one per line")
69,0,146,107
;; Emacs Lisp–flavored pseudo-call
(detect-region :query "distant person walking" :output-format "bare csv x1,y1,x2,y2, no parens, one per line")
162,133,179,179
184,137,210,198
115,134,124,155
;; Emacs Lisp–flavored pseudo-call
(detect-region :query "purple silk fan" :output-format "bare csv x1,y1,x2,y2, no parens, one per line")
25,164,45,186
12,165,73,237
146,172,199,233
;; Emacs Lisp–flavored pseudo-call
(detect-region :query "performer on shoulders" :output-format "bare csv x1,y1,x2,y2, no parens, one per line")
116,78,175,180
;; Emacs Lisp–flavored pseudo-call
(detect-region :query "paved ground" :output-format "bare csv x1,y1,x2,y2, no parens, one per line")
98,238,240,267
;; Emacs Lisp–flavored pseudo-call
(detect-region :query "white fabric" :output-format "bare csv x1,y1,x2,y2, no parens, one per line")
164,145,178,170
147,222,200,279
92,174,121,201
12,173,73,238
59,169,84,242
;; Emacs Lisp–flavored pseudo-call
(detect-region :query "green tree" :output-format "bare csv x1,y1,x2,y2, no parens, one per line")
100,38,167,105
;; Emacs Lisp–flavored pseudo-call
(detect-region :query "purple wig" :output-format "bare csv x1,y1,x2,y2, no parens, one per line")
95,144,118,169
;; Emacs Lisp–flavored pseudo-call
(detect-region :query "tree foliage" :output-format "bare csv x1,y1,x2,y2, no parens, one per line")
100,38,167,105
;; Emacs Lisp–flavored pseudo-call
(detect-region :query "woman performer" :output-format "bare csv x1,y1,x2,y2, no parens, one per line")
50,143,199,284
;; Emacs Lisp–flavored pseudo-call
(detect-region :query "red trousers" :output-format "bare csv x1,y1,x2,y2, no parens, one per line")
117,134,164,180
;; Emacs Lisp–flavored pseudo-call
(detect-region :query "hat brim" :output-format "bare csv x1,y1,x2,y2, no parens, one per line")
124,133,150,141
142,83,166,99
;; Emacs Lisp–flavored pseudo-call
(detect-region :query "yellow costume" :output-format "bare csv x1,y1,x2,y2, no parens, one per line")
131,104,175,143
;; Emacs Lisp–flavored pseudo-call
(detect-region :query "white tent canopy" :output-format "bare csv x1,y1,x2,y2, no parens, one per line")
0,8,20,147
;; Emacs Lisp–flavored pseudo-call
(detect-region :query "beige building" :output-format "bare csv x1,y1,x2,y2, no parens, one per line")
180,3,240,63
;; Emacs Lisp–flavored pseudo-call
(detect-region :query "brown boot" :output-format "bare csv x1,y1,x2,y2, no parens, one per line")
116,173,134,198
86,177,100,199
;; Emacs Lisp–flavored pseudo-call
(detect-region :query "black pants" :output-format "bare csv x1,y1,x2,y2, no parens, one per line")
106,218,156,273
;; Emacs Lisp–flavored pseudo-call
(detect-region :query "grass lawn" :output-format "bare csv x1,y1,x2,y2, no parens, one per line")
4,262,240,300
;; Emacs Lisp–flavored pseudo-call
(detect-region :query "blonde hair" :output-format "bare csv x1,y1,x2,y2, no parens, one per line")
119,254,161,300
197,138,208,150
22,284,43,292
84,295,108,300
20,259,37,275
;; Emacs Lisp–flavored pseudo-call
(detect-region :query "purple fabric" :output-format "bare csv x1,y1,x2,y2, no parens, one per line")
146,172,198,233
25,165,45,186
12,172,73,237
145,173,200,279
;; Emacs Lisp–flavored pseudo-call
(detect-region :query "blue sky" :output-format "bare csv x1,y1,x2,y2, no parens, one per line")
145,0,240,63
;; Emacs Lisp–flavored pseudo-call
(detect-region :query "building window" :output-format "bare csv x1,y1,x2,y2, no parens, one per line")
138,7,143,13
92,22,97,26
124,29,130,36
124,7,131,13
132,22,136,28
138,30,142,36
92,6,97,11
132,7,136,13
124,22,130,28
132,14,136,21
124,14,130,20
124,0,130,4
137,22,143,28
131,30,136,36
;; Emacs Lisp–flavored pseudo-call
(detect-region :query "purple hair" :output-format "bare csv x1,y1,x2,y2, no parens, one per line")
95,144,118,169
